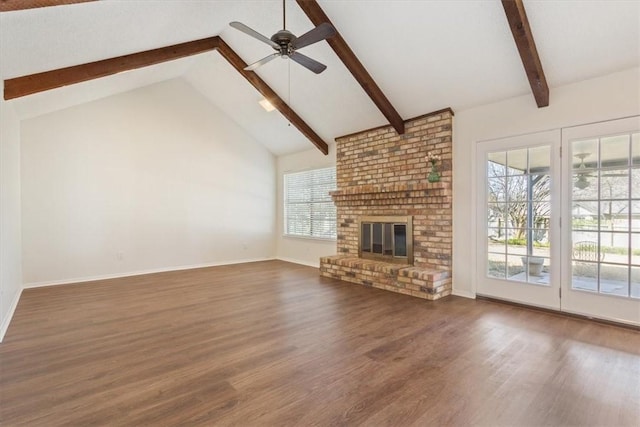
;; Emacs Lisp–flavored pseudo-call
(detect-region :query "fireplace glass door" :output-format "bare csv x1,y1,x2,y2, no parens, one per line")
360,216,413,264
394,224,407,257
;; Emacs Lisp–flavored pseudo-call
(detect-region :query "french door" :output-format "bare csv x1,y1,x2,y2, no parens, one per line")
561,117,640,325
476,118,640,326
476,130,561,310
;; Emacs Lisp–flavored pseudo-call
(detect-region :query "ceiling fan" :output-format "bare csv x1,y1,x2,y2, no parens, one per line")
574,152,629,189
574,153,594,189
230,0,336,74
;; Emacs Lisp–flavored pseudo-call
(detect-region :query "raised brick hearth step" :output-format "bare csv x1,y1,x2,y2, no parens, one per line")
320,255,452,301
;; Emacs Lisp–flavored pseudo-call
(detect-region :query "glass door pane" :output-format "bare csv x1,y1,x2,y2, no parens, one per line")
569,134,635,298
476,130,560,310
372,223,382,254
562,116,640,326
487,146,551,284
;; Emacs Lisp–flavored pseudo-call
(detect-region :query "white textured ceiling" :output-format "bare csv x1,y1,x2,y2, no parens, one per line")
1,0,638,155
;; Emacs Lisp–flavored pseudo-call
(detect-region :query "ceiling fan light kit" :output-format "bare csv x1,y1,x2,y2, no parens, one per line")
575,174,590,190
230,0,336,74
574,152,594,189
258,98,276,112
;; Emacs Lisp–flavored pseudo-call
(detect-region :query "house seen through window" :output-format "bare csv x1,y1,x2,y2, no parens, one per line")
284,167,337,239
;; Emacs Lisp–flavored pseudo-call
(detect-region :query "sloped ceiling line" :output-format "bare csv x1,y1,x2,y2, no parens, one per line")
295,0,405,135
3,38,220,99
214,37,329,154
3,36,329,154
501,0,549,108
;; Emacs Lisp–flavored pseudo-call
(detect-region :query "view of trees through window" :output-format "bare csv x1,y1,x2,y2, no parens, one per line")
485,132,640,299
486,146,551,284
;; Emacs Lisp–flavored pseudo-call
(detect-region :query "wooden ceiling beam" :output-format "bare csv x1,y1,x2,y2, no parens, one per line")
4,37,219,99
295,0,405,135
2,35,328,154
501,0,549,108
0,0,96,12
214,37,328,154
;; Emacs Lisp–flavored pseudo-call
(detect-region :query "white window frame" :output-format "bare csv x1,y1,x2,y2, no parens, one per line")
560,116,640,325
475,130,561,310
283,167,337,240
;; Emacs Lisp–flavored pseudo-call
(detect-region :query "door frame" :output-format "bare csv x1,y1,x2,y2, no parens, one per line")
560,116,640,326
475,129,562,310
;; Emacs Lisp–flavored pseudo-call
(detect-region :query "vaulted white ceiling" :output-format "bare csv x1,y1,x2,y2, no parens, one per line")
1,0,638,155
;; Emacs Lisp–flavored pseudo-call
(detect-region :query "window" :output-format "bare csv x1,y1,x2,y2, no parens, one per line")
284,167,337,239
475,129,561,312
485,145,552,284
570,131,640,298
476,119,640,324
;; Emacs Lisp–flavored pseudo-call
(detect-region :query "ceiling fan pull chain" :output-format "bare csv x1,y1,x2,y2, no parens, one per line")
288,60,291,126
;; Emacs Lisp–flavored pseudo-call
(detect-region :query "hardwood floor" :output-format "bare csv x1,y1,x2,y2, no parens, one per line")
1,260,639,426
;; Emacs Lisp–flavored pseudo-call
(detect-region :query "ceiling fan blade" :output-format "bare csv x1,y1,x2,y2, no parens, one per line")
244,53,280,71
290,51,327,74
230,21,279,49
292,22,336,50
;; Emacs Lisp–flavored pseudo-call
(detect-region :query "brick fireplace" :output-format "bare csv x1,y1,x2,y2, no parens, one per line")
320,108,453,300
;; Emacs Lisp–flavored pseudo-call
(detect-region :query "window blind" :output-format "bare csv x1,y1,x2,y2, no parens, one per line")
284,167,337,239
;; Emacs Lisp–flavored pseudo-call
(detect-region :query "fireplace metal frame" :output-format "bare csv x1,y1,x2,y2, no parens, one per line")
358,215,413,265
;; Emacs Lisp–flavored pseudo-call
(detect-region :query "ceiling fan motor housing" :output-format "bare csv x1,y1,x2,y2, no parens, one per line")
230,17,334,73
271,30,296,57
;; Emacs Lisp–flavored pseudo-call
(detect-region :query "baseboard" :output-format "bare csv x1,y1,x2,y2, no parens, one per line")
476,295,640,331
0,287,23,343
451,289,476,299
276,257,320,268
22,257,276,289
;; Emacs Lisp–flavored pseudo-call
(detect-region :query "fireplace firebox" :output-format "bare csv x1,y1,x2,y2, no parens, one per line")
359,216,413,264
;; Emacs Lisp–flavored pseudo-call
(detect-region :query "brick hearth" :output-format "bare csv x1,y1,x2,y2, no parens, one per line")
320,109,453,300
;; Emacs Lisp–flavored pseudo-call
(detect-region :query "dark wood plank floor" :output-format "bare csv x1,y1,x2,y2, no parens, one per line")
1,260,639,426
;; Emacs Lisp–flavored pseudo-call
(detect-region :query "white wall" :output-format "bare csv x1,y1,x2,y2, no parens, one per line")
453,67,640,298
0,95,23,342
276,143,337,267
21,78,276,286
